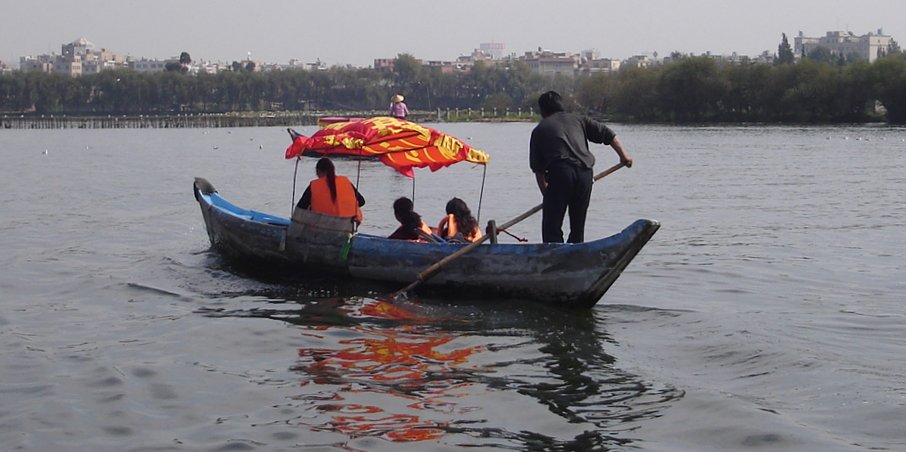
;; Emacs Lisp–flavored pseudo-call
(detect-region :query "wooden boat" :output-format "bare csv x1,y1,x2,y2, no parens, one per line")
193,177,659,308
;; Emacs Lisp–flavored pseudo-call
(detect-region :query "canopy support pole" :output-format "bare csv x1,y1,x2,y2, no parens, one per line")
354,158,362,188
354,159,363,233
476,164,488,224
291,157,301,217
411,175,416,204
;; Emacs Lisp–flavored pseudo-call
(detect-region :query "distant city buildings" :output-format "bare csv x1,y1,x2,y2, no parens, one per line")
521,48,578,77
20,37,131,76
286,58,328,71
130,58,173,73
373,45,619,78
372,58,397,73
19,37,233,76
794,29,897,63
479,42,506,60
7,29,900,79
578,50,621,75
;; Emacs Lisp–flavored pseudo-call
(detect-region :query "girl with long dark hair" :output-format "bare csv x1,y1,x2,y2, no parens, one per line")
437,197,481,242
296,158,365,224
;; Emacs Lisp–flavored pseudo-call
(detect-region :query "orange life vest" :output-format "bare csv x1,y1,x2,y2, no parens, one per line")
437,214,480,242
309,175,363,223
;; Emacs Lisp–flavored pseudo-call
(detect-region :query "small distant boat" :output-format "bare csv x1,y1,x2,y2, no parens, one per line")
318,116,365,127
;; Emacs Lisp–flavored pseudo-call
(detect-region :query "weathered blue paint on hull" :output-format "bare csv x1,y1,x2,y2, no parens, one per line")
194,178,659,307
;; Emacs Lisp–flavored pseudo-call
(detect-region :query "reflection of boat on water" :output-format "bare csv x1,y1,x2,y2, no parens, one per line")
194,117,658,307
248,297,684,447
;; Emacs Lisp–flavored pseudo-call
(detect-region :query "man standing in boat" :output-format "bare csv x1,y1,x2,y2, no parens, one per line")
530,91,633,243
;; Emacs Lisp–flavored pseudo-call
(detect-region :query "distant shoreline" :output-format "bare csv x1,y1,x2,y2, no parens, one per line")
6,111,890,130
0,110,536,130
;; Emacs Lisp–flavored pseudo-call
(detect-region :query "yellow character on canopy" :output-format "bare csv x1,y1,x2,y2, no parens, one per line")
434,134,463,160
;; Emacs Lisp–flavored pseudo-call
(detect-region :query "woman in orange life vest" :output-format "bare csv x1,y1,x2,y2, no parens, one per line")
437,197,481,242
387,197,435,241
296,157,365,224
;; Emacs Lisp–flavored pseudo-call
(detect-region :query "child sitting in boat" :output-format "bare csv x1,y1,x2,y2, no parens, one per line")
437,197,481,242
388,197,436,242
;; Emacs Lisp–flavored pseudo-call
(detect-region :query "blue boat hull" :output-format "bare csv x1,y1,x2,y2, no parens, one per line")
194,178,658,307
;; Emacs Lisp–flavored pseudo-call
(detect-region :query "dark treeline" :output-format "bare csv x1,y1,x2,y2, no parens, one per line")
578,53,906,124
2,53,905,124
0,54,553,117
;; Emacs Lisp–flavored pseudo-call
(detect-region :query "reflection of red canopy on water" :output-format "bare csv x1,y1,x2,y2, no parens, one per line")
285,116,490,178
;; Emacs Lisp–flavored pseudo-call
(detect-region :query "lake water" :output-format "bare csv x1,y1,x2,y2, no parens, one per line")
1,122,904,451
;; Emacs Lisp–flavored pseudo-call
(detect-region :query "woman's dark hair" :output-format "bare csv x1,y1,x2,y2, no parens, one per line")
393,197,422,231
316,157,337,201
538,90,564,117
445,197,477,235
393,197,413,217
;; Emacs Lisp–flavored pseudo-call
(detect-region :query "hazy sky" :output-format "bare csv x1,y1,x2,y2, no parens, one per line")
2,0,902,67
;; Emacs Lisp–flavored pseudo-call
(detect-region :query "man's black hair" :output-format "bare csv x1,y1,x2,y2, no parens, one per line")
538,91,564,117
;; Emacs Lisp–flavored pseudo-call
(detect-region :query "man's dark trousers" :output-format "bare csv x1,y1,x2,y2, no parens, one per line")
542,159,593,243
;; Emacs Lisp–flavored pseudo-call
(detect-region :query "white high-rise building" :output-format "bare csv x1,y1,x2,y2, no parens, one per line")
479,42,506,60
794,29,897,63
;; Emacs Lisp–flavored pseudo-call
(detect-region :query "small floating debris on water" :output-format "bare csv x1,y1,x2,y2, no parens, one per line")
43,149,48,155
212,145,219,150
258,144,263,149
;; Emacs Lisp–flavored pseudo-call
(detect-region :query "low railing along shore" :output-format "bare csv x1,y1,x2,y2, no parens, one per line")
1,108,534,129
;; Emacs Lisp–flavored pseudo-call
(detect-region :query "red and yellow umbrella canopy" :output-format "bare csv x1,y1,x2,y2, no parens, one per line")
285,117,489,177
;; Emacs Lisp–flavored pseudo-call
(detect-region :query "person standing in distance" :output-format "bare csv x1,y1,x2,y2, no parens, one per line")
390,94,409,119
529,91,633,243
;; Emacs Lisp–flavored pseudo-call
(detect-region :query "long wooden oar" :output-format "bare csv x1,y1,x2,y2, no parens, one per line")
390,162,626,299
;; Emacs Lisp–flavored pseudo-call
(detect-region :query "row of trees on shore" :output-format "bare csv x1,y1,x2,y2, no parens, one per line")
579,54,906,124
1,52,904,124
